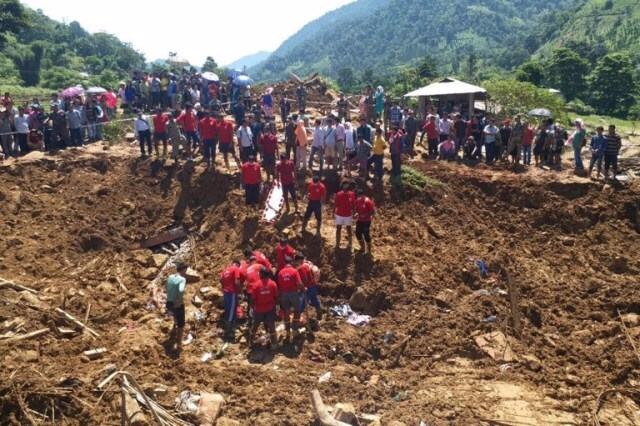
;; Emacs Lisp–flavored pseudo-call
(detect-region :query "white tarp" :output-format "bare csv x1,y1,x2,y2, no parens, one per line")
404,77,486,98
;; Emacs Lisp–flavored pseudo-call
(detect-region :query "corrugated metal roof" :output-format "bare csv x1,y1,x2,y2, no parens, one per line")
404,77,486,97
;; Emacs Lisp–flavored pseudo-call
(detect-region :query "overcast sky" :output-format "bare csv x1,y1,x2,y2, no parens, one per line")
21,0,354,66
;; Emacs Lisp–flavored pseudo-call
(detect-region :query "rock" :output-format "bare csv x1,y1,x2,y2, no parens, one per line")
333,403,357,424
348,288,389,315
16,350,39,363
151,253,169,268
192,295,204,307
138,267,158,280
132,250,152,267
521,354,542,372
197,392,224,426
359,413,381,426
368,374,380,386
185,268,201,283
434,289,455,308
621,313,640,327
565,374,583,386
215,418,240,426
474,331,516,362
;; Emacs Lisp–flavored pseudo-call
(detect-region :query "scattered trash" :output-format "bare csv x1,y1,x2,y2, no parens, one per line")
176,390,200,414
201,352,213,363
83,347,107,360
347,313,371,327
183,333,194,346
482,315,497,323
318,372,332,383
383,330,395,344
193,311,206,323
215,343,229,358
499,364,512,372
330,304,353,317
393,390,410,401
495,289,508,296
475,260,489,278
473,289,490,297
192,295,203,307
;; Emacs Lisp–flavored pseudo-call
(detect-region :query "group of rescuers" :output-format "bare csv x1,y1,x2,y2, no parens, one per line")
164,180,376,352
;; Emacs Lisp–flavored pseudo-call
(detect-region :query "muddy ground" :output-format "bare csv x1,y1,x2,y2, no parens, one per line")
0,141,639,425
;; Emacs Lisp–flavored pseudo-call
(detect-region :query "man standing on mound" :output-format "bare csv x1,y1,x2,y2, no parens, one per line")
334,181,355,249
165,262,188,352
301,175,326,235
354,188,375,254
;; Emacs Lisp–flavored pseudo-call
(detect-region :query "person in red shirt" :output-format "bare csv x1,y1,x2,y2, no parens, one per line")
334,181,356,249
277,256,304,339
215,113,240,172
301,175,326,235
248,267,278,348
354,188,375,254
241,156,262,206
243,248,273,271
199,110,218,169
259,123,279,182
421,115,439,157
220,260,242,336
177,103,199,153
274,236,296,272
152,107,170,157
276,154,297,213
294,252,322,320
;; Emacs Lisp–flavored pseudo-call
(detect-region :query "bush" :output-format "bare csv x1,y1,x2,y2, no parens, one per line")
484,78,567,123
566,98,596,115
401,166,445,192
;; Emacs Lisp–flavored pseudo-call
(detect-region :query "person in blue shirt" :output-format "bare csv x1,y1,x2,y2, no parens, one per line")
166,262,188,352
588,126,607,180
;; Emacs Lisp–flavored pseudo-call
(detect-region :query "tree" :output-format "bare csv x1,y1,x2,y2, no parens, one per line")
483,79,567,124
545,48,588,100
202,56,219,72
361,68,374,85
337,67,357,92
8,42,45,86
588,53,637,117
417,57,437,79
516,60,545,86
0,0,28,48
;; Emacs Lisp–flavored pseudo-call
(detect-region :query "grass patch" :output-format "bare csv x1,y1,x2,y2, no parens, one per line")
579,114,637,136
401,166,445,191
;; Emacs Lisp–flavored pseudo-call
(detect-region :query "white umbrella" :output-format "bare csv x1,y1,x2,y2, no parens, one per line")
86,86,107,95
201,72,219,82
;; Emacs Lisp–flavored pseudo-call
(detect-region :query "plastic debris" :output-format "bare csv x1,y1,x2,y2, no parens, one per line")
200,352,213,363
473,289,490,297
347,313,371,327
383,330,395,344
318,372,332,383
175,390,200,413
475,260,489,278
483,315,497,323
330,304,353,317
183,332,194,346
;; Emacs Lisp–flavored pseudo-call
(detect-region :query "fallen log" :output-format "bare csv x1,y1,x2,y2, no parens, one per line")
55,308,100,338
140,227,187,249
0,328,49,343
310,389,351,426
121,386,150,426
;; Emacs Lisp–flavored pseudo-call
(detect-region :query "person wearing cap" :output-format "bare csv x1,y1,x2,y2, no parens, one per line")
248,267,278,348
301,174,326,235
166,262,188,351
334,181,356,248
241,155,262,206
354,188,375,253
295,253,322,320
277,256,304,339
275,236,296,272
276,154,298,213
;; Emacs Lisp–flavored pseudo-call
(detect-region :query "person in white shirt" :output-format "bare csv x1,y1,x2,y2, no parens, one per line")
189,85,200,105
14,107,30,154
323,117,337,170
237,119,254,162
344,121,356,176
438,114,453,142
483,118,499,164
308,118,325,172
134,109,152,157
335,119,346,171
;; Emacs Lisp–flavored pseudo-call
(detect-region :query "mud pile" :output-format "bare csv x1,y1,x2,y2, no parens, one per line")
1,145,639,425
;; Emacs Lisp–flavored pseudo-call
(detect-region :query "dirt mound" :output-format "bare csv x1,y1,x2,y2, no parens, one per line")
1,146,640,425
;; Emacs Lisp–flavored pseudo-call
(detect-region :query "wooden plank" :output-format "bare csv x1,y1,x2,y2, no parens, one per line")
0,328,49,343
139,227,187,249
55,308,100,338
0,279,38,294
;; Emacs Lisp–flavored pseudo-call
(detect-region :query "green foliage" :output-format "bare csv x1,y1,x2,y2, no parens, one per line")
40,67,83,90
587,53,637,117
516,60,545,86
544,48,588,100
566,98,596,115
0,53,21,84
0,0,27,49
401,166,445,192
484,79,567,123
89,69,120,90
337,67,357,93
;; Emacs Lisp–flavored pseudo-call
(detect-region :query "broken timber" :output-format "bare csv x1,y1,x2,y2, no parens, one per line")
139,227,187,249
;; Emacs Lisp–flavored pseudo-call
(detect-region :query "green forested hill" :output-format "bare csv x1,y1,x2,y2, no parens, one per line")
0,0,145,91
252,0,576,81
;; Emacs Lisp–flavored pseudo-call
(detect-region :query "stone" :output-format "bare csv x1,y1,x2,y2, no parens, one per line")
139,267,158,280
197,392,224,426
132,250,152,267
368,374,380,386
185,268,201,283
17,350,39,363
215,418,240,426
565,374,582,386
521,354,542,372
359,413,381,425
151,253,169,268
333,403,357,424
621,313,640,327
